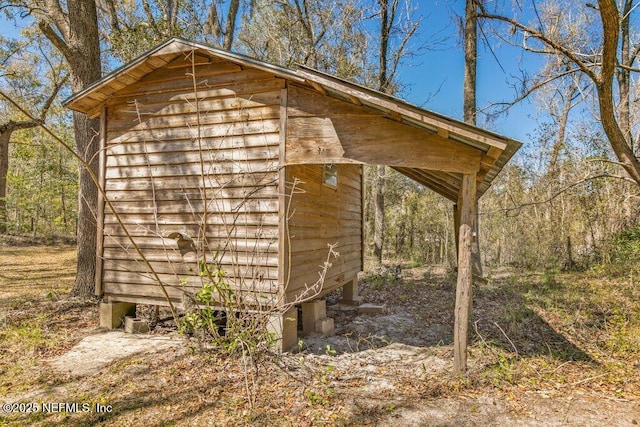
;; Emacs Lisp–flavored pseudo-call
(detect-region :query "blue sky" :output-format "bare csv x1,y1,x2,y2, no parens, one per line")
1,1,540,146
394,1,540,146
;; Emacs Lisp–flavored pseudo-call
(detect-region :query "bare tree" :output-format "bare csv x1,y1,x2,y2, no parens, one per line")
461,0,484,279
371,0,420,264
463,0,477,125
98,0,243,60
209,0,241,49
478,0,640,186
0,78,66,234
238,0,368,80
0,35,68,235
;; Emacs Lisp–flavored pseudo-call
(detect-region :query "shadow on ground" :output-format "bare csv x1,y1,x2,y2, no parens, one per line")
305,266,594,364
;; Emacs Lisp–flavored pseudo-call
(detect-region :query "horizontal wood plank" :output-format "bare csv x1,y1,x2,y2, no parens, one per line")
115,67,275,98
105,171,279,191
105,279,277,304
106,197,278,215
103,292,280,309
101,255,279,277
105,185,279,203
111,76,284,106
108,116,280,144
108,105,280,131
102,235,278,252
103,212,280,227
107,92,281,118
104,133,279,157
105,145,279,169
105,159,280,179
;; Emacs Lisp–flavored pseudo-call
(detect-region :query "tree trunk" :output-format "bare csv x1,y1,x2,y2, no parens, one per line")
463,0,477,125
68,0,101,298
472,209,482,276
548,84,576,173
616,0,632,145
71,110,100,297
371,0,391,265
0,120,41,234
0,130,9,234
38,0,102,297
453,203,460,267
566,236,574,270
597,0,640,186
223,0,241,50
463,0,483,277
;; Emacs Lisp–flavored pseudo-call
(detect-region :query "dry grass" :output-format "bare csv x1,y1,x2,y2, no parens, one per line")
467,268,640,401
0,246,98,402
0,246,76,304
358,264,640,402
0,247,638,426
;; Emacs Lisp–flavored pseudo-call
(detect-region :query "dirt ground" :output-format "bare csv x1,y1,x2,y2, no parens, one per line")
1,246,639,425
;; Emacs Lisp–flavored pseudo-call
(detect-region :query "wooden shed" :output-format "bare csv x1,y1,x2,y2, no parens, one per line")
65,38,520,353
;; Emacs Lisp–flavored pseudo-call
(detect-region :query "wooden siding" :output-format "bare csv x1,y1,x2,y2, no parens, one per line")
285,164,363,302
102,55,283,307
285,85,482,173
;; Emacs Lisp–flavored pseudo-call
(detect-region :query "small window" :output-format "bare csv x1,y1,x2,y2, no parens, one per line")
322,164,338,189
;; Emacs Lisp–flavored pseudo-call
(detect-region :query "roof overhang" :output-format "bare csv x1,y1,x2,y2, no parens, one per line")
64,37,522,201
294,66,521,200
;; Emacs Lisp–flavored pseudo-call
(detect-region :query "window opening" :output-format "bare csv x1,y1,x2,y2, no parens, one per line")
322,164,338,189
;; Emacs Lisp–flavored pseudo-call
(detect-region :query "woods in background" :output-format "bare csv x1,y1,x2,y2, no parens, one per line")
1,0,639,284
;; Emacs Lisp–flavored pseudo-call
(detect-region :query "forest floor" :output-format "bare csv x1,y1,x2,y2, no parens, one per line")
0,245,639,426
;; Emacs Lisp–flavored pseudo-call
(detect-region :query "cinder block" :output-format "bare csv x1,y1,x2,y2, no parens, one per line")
267,306,298,352
341,278,359,302
315,317,335,336
357,303,386,315
339,296,364,306
100,302,136,329
124,316,150,334
301,300,326,333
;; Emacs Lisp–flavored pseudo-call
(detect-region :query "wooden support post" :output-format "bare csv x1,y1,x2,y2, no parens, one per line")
472,208,483,277
453,203,460,269
278,87,290,301
95,106,107,296
454,173,476,374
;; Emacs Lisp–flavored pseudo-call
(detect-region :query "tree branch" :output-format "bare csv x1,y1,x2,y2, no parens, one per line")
43,0,70,40
39,74,68,121
480,173,636,217
389,21,419,85
628,42,640,66
479,66,583,115
102,0,120,32
38,20,72,60
477,10,598,81
616,63,640,72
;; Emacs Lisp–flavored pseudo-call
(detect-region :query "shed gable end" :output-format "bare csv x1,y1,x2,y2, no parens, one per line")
100,54,284,306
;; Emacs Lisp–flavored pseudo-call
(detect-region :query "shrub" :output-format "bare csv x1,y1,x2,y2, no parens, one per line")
604,226,640,274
